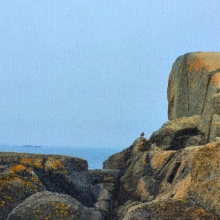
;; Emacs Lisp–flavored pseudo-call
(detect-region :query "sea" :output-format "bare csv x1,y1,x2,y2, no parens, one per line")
0,145,121,169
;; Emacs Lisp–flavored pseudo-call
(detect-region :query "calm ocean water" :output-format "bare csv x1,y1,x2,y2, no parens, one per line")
0,145,120,169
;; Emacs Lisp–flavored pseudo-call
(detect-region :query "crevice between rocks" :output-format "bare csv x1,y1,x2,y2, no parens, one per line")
207,114,214,143
167,162,181,183
168,128,202,151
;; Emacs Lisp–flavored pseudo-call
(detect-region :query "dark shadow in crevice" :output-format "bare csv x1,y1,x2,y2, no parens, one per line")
167,162,181,183
168,128,203,150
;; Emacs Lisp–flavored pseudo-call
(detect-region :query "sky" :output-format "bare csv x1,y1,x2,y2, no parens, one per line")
1,0,220,149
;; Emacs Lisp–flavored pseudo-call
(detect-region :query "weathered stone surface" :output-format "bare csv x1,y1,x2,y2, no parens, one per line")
135,176,159,202
119,152,149,203
89,169,121,218
93,184,112,217
103,145,133,171
121,199,217,220
150,142,220,218
112,142,220,219
0,153,93,220
149,115,206,150
116,200,141,220
168,52,220,120
7,191,103,220
131,137,149,157
89,169,121,185
209,114,220,142
103,137,148,172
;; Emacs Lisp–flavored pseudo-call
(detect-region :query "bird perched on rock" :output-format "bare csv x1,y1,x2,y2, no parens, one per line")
140,132,145,137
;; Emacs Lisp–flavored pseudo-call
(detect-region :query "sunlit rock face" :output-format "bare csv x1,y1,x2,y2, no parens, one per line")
168,52,220,120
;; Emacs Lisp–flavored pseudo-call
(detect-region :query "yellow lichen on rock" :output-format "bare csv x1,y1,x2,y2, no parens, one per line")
10,164,26,173
188,52,220,72
50,160,65,169
150,151,173,172
20,157,43,169
173,174,191,202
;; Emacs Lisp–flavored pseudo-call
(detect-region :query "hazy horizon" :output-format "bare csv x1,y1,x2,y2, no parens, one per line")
1,1,220,149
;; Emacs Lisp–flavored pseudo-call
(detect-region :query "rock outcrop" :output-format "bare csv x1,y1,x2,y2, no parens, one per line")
2,52,220,219
0,153,120,220
7,191,102,220
103,52,220,219
168,52,220,120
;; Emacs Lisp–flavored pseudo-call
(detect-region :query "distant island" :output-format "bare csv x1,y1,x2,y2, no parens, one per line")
22,145,41,148
10,145,42,148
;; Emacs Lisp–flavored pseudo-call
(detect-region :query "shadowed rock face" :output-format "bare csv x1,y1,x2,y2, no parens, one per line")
168,52,220,120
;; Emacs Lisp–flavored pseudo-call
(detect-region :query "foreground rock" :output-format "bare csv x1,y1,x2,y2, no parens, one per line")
0,152,123,220
105,141,220,219
0,153,95,220
7,191,102,220
121,199,217,220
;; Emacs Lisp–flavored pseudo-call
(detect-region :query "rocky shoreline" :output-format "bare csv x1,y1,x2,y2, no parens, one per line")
1,52,220,219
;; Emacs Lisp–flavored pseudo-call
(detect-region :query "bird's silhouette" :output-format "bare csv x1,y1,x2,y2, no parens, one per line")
140,132,145,137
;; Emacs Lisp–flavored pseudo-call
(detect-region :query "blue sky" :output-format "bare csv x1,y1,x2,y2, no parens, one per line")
1,0,220,148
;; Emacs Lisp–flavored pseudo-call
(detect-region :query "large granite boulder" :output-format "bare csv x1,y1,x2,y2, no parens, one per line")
150,52,220,148
168,52,220,120
7,191,102,220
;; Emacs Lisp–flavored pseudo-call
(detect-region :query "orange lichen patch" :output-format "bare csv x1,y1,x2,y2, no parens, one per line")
135,177,153,202
45,159,68,174
20,157,43,169
142,155,148,165
10,164,26,173
211,72,220,86
185,144,220,215
173,175,191,201
136,140,146,152
191,143,220,182
49,160,65,169
188,53,220,72
185,206,218,219
179,117,191,124
188,56,206,72
50,202,74,217
104,176,113,182
21,180,32,187
150,151,173,172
